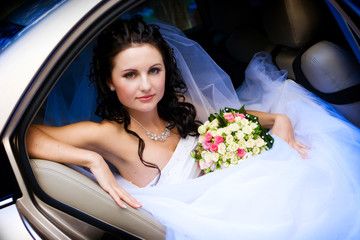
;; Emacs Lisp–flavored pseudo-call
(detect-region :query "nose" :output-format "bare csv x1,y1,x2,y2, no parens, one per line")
139,74,151,92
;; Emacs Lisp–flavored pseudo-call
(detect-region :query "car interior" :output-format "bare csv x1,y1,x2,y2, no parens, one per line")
23,0,360,239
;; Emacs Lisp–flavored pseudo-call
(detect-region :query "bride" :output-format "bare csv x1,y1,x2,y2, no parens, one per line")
26,15,360,239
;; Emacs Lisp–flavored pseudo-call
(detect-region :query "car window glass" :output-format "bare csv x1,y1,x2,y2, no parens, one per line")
0,0,66,53
122,0,202,31
329,0,360,62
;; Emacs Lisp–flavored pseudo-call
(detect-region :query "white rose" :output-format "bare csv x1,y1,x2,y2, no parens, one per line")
212,152,220,162
221,161,230,169
203,120,210,128
211,119,219,124
245,139,255,148
203,152,213,163
255,138,265,147
224,152,235,160
228,142,238,152
235,130,245,140
198,125,207,135
216,128,225,136
235,116,242,123
226,135,234,144
199,159,206,169
210,119,219,129
252,146,260,155
238,140,246,149
230,157,238,165
205,152,220,162
240,118,249,126
250,122,258,130
198,135,205,143
243,152,253,160
211,130,218,136
229,123,240,132
224,127,232,136
217,143,227,155
243,125,253,135
199,159,205,170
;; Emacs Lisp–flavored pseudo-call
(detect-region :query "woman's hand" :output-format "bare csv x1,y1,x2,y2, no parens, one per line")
88,154,143,209
271,114,310,159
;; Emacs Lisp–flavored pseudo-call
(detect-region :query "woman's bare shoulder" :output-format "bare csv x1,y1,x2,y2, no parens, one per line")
91,120,129,141
97,119,125,132
30,120,121,147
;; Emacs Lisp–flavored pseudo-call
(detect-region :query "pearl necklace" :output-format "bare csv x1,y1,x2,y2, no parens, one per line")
130,115,170,141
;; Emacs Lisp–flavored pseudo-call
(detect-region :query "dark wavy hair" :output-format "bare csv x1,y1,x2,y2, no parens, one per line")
89,15,200,184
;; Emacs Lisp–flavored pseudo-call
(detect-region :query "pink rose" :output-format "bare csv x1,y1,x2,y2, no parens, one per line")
201,160,213,169
202,141,212,150
234,113,245,119
237,148,246,158
210,144,218,152
204,131,213,142
210,163,216,171
214,136,224,145
223,113,235,123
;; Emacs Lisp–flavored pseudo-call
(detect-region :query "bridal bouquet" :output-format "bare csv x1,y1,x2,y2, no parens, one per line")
191,106,274,174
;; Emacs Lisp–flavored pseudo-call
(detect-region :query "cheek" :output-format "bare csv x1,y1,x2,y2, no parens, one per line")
156,73,166,97
113,82,136,104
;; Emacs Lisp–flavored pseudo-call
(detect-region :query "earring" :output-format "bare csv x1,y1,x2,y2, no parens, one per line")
110,86,115,91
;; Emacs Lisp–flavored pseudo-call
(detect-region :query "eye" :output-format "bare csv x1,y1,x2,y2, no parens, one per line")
149,67,160,75
123,72,136,79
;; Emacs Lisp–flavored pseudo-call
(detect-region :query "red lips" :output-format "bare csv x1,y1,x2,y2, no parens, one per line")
138,94,155,102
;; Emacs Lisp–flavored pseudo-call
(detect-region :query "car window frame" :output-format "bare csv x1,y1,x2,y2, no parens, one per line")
5,0,148,238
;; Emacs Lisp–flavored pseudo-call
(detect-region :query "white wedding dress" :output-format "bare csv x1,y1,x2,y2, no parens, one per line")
44,23,360,239
118,51,360,240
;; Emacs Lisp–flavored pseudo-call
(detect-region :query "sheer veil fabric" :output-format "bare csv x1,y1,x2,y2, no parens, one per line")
158,23,242,121
44,24,360,239
130,25,360,239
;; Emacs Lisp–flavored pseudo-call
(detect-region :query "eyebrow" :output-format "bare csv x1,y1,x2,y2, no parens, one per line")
121,63,163,73
149,63,163,68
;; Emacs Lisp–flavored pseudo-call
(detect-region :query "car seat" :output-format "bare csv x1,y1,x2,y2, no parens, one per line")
261,0,323,79
230,0,360,127
260,0,360,127
295,41,360,127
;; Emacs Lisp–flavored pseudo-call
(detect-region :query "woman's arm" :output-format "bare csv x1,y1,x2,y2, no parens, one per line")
247,110,310,158
26,124,142,208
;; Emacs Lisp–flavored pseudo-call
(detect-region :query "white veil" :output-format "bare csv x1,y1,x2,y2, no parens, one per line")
158,23,242,121
43,23,241,125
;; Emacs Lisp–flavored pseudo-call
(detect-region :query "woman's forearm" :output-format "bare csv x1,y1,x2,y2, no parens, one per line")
247,110,285,129
26,125,102,169
26,125,143,209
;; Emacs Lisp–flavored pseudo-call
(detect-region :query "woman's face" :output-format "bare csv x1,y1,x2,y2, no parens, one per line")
109,43,166,115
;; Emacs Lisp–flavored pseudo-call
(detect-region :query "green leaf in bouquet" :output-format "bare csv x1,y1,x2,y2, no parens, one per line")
209,113,216,122
215,113,227,127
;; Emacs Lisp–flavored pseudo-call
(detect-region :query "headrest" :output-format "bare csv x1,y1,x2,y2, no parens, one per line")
301,40,360,93
262,0,321,48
